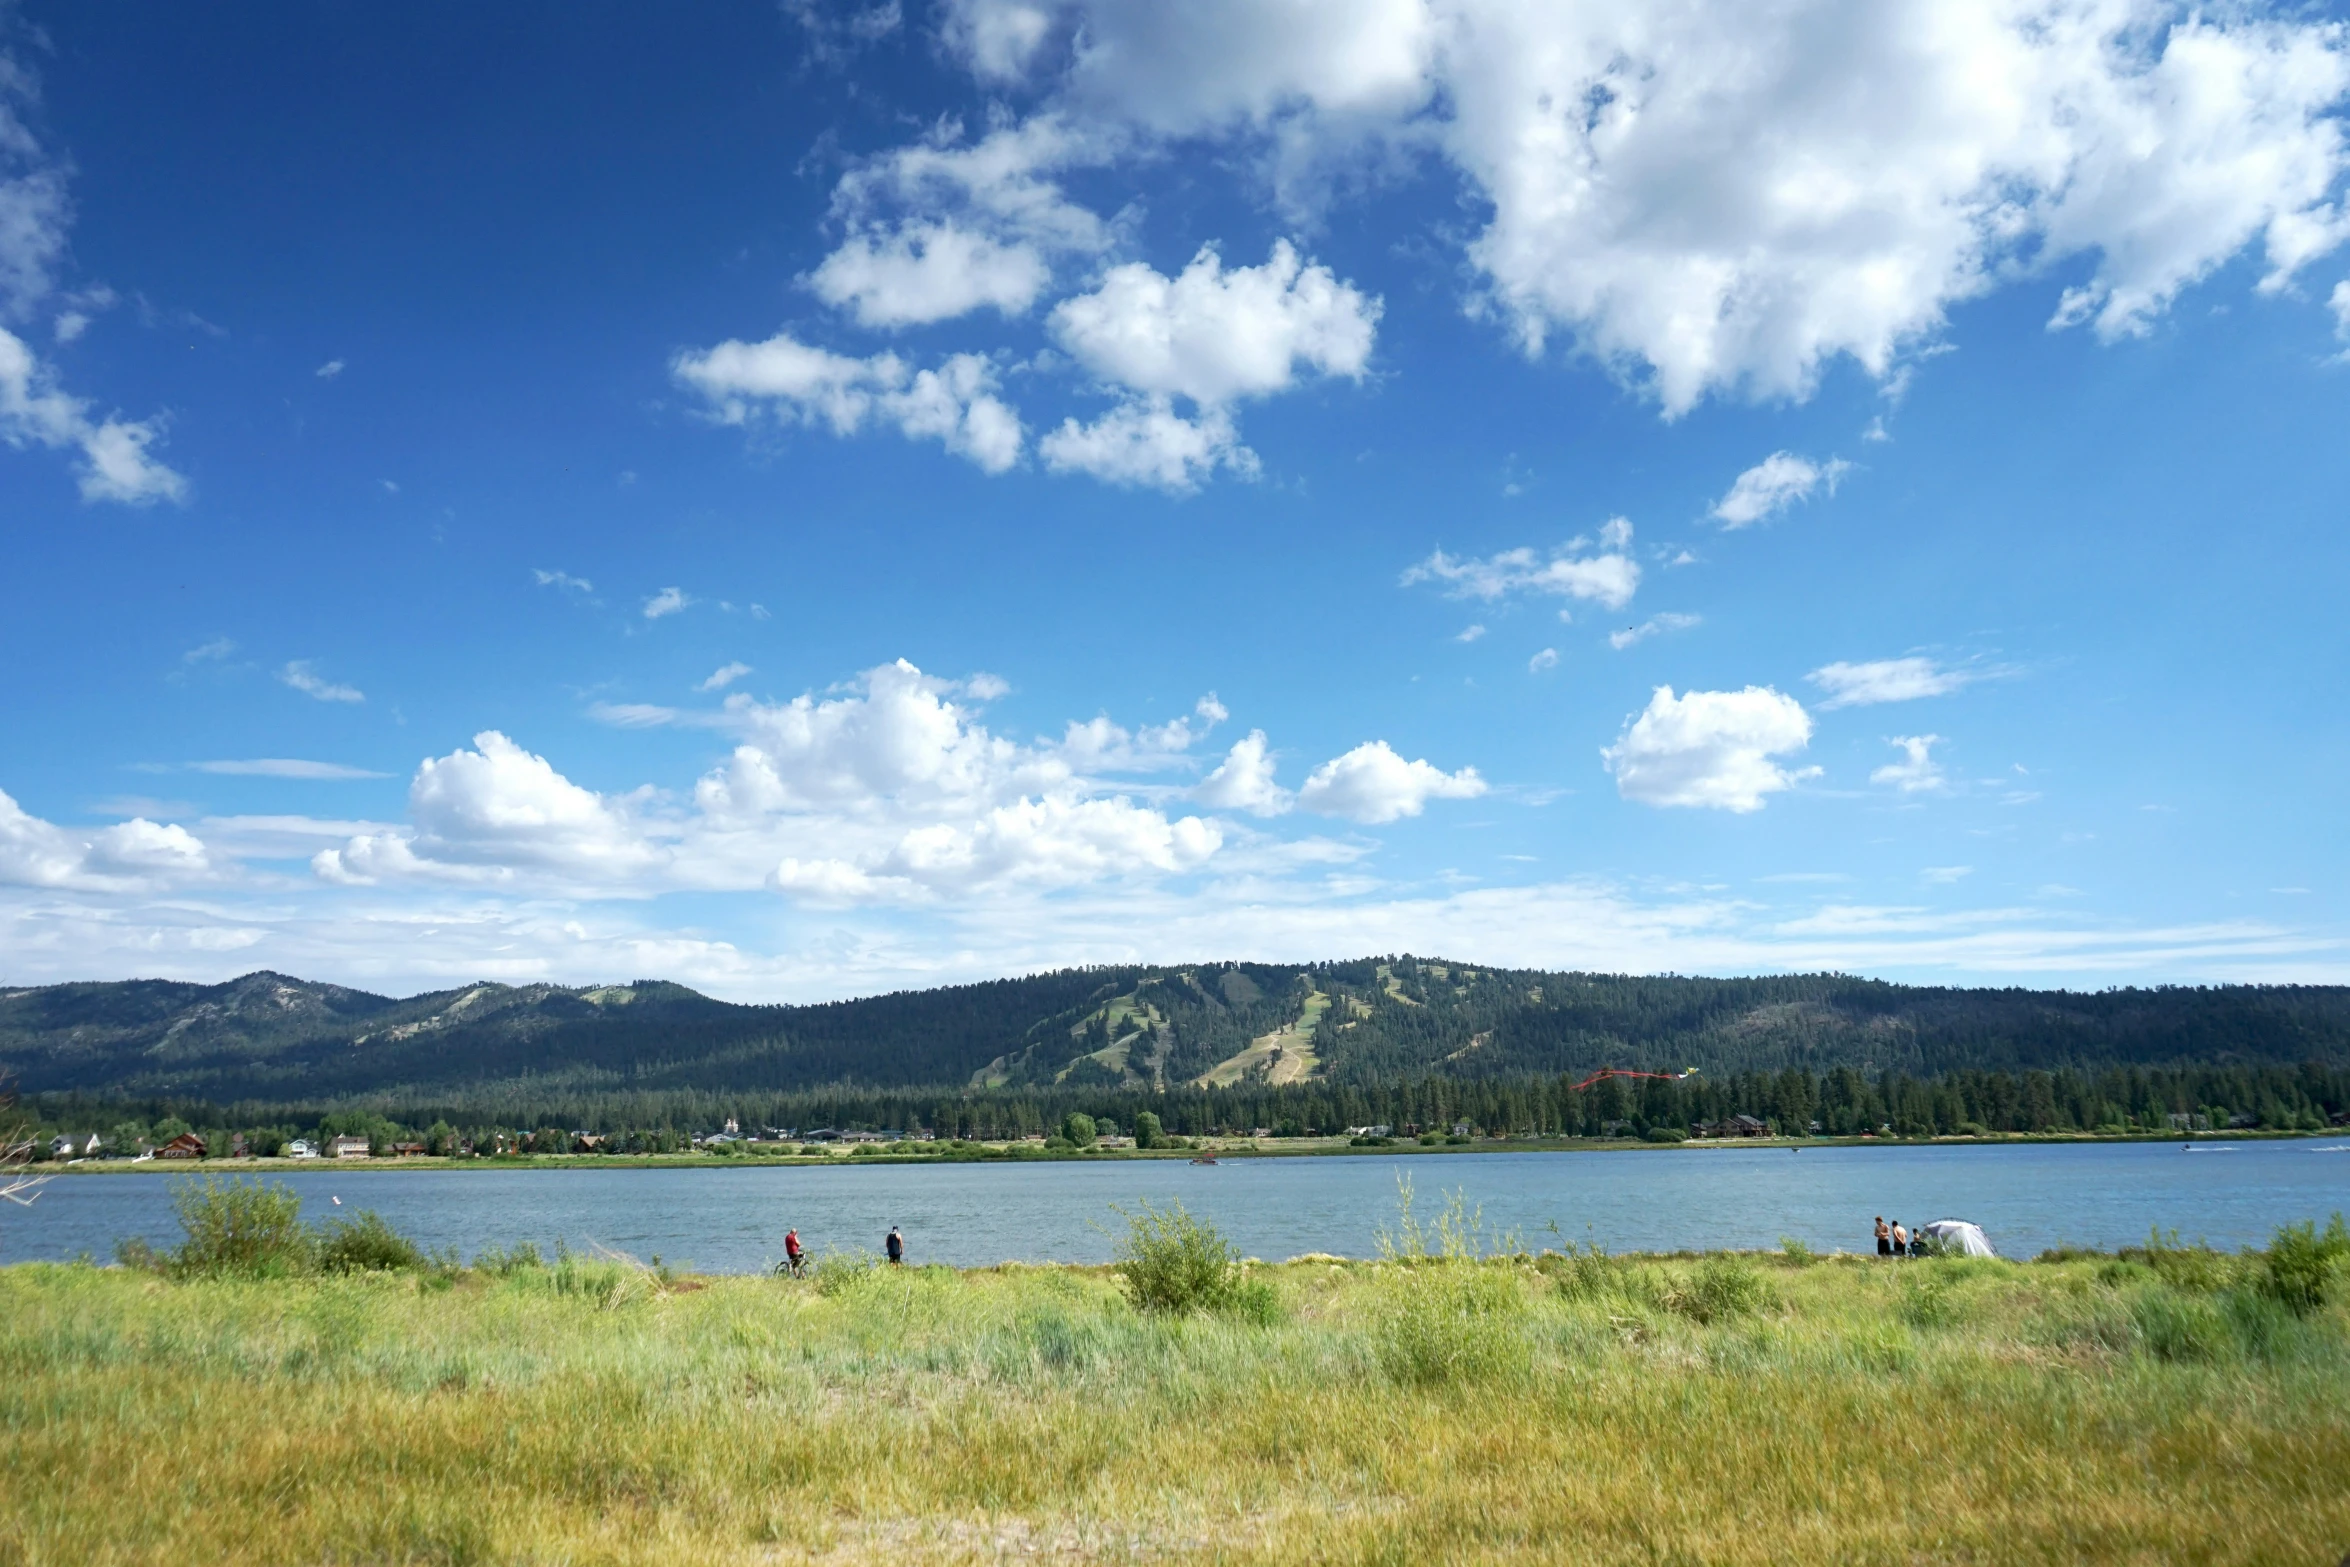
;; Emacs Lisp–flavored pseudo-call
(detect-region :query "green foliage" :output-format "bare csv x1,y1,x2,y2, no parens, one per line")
813,1248,882,1297
1058,1112,1096,1147
1111,1200,1263,1319
1131,1110,1163,1149
151,1177,314,1278
472,1241,545,1275
2260,1213,2349,1317
1374,1263,1530,1386
1778,1237,1818,1266
317,1211,426,1274
1667,1255,1771,1324
1643,1125,1687,1143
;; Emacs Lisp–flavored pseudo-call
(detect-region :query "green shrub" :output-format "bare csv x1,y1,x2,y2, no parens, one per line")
1418,1131,1442,1146
1895,1274,1963,1330
317,1211,425,1273
1643,1126,1686,1144
472,1241,545,1275
812,1248,882,1296
2133,1290,2230,1362
1778,1237,1818,1267
159,1178,315,1278
2259,1214,2348,1317
1375,1262,1530,1386
1132,1111,1164,1149
1667,1255,1771,1324
1112,1200,1256,1317
1060,1112,1096,1147
1549,1243,1620,1304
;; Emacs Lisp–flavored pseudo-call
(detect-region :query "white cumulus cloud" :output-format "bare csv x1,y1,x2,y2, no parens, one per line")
1038,397,1252,490
643,587,694,620
1401,520,1641,611
1048,239,1379,405
0,787,221,890
0,327,188,505
1712,453,1851,528
934,0,2350,412
1194,729,1293,816
809,116,1117,328
1038,239,1379,492
0,56,189,506
1297,740,1485,824
1809,657,1972,708
1604,685,1816,812
1873,734,1949,793
673,334,1024,473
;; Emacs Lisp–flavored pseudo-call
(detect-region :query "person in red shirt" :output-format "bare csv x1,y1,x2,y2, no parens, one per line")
783,1227,805,1277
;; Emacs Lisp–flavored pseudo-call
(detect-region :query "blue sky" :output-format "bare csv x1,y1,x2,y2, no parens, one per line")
4,0,2348,1000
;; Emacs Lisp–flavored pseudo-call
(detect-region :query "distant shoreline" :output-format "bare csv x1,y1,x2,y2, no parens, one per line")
31,1126,2330,1174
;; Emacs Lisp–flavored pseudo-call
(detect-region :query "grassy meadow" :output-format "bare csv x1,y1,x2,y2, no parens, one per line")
1,1187,2346,1565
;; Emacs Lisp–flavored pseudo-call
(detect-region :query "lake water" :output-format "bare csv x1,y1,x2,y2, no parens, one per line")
8,1141,2346,1272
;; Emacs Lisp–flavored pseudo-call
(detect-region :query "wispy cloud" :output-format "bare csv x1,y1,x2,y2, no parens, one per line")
697,662,753,693
1711,452,1851,527
180,637,235,665
643,586,693,620
191,759,389,780
1608,612,1700,650
315,358,345,379
1871,735,1947,794
1403,519,1641,612
1809,657,1971,709
278,661,365,704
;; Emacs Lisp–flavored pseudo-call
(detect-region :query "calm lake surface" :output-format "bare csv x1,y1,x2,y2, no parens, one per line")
9,1141,2347,1272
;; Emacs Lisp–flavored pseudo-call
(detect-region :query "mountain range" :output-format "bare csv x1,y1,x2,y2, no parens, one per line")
5,960,2348,1107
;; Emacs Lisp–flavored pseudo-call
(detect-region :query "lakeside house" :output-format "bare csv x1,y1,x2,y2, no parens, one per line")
1693,1115,1771,1139
384,1141,427,1157
285,1139,318,1159
48,1134,78,1159
156,1133,207,1159
328,1135,371,1159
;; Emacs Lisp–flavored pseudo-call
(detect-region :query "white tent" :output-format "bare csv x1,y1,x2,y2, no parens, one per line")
1917,1219,1995,1257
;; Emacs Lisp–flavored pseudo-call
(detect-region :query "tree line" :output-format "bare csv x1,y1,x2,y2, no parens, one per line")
23,1059,2346,1156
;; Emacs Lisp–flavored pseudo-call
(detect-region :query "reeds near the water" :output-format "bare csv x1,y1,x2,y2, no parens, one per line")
1,1200,2344,1564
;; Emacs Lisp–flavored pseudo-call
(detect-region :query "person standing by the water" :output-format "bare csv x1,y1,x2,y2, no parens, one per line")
1891,1220,1908,1258
1875,1216,1892,1257
784,1227,805,1277
885,1226,904,1265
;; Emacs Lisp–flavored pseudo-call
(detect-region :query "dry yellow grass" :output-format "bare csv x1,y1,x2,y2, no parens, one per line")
2,1247,2345,1564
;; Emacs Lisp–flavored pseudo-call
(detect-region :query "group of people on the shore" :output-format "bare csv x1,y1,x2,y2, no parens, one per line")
779,1224,903,1276
1873,1215,1912,1257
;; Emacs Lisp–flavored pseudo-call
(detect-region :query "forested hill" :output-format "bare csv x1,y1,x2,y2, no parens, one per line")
3,960,2347,1104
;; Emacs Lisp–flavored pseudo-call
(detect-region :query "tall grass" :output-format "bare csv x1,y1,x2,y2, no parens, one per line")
2,1208,2345,1564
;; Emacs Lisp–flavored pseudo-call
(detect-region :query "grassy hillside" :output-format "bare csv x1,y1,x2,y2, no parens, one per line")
5,958,2349,1105
4,1201,2346,1563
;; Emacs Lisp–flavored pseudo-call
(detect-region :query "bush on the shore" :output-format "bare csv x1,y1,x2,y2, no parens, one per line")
1111,1200,1273,1321
318,1211,427,1274
2261,1215,2349,1316
115,1176,431,1280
